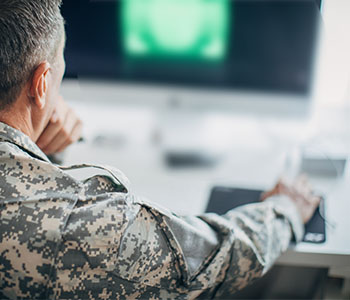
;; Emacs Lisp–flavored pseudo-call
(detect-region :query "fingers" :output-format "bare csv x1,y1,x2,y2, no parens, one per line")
261,175,313,204
294,174,312,196
36,98,83,155
310,194,321,206
263,174,321,223
36,113,63,150
43,111,81,155
56,120,83,153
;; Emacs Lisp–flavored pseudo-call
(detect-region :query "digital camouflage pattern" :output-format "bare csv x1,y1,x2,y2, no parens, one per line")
0,122,304,299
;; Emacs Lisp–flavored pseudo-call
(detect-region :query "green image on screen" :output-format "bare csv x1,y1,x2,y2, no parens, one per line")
121,0,230,61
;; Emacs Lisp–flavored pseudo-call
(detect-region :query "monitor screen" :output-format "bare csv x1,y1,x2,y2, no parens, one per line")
122,0,229,61
61,0,321,95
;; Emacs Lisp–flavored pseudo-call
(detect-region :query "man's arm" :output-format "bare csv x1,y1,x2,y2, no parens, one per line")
131,193,303,297
55,177,318,298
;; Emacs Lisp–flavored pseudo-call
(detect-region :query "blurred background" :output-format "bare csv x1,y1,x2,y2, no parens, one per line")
60,0,349,166
60,0,350,298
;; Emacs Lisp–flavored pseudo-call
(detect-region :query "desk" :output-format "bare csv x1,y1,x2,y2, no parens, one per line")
61,84,350,282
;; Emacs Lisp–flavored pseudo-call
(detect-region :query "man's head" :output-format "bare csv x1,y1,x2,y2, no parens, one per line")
0,0,66,141
0,0,65,111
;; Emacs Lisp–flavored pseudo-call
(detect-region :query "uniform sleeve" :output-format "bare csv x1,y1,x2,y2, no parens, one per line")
54,193,303,299
129,194,304,297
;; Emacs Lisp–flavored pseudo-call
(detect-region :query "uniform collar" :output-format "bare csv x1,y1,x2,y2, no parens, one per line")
0,122,50,162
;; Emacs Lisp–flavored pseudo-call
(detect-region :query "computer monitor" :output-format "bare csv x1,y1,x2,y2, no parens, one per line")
62,0,322,105
60,0,324,164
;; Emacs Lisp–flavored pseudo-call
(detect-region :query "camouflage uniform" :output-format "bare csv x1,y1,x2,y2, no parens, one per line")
0,122,303,299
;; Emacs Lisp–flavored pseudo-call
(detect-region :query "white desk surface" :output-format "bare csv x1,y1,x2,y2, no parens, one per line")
62,86,350,278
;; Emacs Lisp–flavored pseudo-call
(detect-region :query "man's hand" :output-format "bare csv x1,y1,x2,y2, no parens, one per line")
261,176,321,224
36,96,83,155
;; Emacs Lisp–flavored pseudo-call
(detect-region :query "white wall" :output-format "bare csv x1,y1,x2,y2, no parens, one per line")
314,0,350,107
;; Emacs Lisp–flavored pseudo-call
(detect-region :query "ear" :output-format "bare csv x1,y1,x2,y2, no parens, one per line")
29,62,51,110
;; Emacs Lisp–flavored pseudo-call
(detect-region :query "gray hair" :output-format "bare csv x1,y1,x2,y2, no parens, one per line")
0,0,64,110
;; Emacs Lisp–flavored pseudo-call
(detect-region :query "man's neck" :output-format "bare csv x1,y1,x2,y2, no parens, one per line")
0,95,37,141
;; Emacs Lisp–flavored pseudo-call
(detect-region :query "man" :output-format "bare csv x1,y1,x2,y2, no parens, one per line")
0,1,320,299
